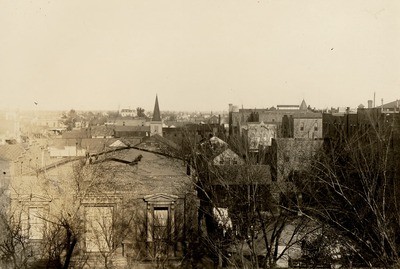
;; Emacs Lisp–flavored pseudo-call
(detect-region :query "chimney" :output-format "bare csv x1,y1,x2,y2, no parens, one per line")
367,100,373,109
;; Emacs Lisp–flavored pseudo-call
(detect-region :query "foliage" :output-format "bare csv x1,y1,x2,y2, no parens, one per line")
61,109,80,131
136,107,146,118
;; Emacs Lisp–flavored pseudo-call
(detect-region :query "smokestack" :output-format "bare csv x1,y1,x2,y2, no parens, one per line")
368,100,373,109
374,92,376,107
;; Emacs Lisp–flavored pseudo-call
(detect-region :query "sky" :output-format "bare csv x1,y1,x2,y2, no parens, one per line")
1,0,399,112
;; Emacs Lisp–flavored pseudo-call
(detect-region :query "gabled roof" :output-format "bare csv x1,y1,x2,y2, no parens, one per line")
109,140,127,148
152,95,161,121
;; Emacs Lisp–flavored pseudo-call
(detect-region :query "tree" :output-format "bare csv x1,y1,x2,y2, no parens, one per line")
186,133,319,268
0,212,32,269
61,109,80,130
136,107,146,118
298,112,400,267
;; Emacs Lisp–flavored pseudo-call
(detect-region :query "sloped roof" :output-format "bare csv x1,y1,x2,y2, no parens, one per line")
81,138,119,154
210,136,227,146
87,147,189,195
48,138,80,149
109,140,127,148
90,126,114,137
136,134,181,157
62,129,90,139
114,126,150,132
382,99,400,109
0,144,26,161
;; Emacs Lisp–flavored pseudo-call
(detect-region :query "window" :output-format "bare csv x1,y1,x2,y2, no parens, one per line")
314,122,318,131
29,207,45,240
85,206,113,252
144,194,178,245
300,122,304,131
153,207,169,240
147,206,172,242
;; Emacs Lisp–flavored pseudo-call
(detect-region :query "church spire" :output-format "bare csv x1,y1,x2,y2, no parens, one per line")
300,99,307,111
152,95,161,121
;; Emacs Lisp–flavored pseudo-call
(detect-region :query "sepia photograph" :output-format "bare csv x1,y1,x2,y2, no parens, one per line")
0,0,399,268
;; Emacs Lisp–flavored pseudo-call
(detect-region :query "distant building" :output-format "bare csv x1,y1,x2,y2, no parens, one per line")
229,100,320,137
244,121,277,151
271,138,323,182
114,117,147,127
282,113,322,139
120,108,136,117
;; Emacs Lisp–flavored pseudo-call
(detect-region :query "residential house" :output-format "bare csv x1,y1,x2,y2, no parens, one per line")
1,136,196,268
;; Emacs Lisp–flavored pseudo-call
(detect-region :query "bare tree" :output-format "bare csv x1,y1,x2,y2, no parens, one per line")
185,132,320,269
297,112,400,267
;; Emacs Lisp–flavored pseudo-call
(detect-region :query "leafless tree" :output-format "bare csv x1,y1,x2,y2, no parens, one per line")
184,131,320,269
297,112,400,267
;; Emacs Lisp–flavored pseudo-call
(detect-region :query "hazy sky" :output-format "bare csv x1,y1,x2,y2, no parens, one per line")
1,0,399,112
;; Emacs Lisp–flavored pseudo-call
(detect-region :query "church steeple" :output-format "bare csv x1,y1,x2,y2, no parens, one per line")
150,95,163,137
152,95,161,122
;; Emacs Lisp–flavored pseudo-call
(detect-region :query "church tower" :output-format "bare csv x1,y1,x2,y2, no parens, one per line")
150,95,163,136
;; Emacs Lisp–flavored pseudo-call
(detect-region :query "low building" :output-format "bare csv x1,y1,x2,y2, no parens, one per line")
1,137,195,268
